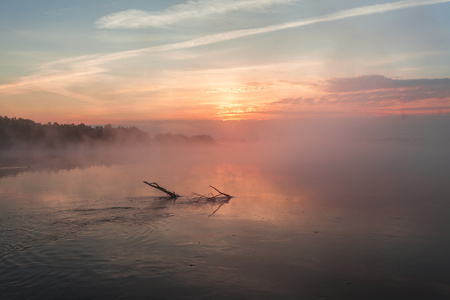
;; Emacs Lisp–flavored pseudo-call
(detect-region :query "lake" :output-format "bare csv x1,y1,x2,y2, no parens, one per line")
1,141,450,299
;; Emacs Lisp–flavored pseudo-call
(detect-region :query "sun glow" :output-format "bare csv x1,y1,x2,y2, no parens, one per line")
0,0,449,124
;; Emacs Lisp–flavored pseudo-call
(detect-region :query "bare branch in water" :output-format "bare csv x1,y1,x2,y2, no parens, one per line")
209,185,232,200
198,186,233,217
143,182,232,216
143,181,180,199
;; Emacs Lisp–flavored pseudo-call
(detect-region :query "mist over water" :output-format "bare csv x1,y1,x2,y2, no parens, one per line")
1,115,450,299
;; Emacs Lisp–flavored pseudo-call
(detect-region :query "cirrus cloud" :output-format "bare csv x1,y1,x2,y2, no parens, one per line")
96,0,296,29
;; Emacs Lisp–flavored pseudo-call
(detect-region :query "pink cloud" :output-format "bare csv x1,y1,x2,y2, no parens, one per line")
321,75,450,97
256,75,450,116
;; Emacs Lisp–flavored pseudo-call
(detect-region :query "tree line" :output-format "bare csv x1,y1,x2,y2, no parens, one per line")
0,116,150,150
0,116,217,151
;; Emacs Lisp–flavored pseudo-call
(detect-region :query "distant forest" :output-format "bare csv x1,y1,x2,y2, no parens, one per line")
0,116,151,150
0,116,215,150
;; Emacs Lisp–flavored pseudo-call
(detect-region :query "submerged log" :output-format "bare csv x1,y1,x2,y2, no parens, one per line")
143,181,180,199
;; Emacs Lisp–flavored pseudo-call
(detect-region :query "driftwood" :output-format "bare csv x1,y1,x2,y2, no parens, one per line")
143,181,180,199
209,186,232,200
190,186,232,217
143,181,232,216
190,186,232,202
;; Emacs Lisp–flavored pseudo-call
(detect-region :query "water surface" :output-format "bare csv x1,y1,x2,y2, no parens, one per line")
1,142,450,299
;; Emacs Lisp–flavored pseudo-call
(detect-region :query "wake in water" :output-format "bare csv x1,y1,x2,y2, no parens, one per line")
0,193,230,259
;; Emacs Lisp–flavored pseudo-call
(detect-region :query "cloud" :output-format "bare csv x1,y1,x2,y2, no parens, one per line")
205,82,273,94
261,75,450,116
96,0,295,29
2,0,449,99
269,97,315,105
96,0,450,32
47,0,450,71
318,75,450,106
321,74,450,93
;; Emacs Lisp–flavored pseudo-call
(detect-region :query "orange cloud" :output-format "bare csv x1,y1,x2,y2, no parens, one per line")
228,75,450,118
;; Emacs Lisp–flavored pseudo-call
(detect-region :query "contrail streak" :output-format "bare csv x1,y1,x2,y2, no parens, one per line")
91,0,450,59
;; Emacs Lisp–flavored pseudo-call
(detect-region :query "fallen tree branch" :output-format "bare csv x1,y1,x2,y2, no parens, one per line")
143,181,180,199
209,186,232,200
142,182,232,216
189,186,232,203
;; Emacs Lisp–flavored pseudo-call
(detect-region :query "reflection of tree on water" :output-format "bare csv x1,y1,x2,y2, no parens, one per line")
0,166,30,179
0,146,150,179
0,152,116,179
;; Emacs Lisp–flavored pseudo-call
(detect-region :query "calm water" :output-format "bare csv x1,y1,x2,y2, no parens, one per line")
1,142,450,299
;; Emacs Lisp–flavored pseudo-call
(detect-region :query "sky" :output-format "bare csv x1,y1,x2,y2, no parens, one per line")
0,0,450,124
